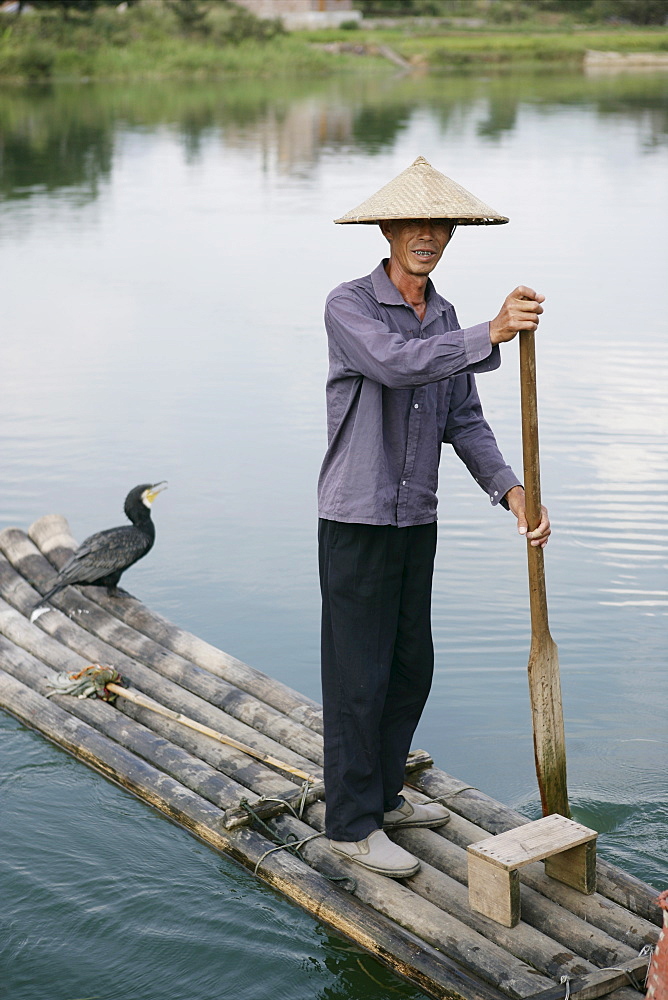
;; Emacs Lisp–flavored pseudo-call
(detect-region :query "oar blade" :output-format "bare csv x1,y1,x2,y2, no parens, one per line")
528,633,569,818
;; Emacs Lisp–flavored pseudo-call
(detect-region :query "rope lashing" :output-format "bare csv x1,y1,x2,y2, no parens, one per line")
239,799,356,892
560,975,571,1000
238,785,313,827
639,943,656,989
584,946,656,997
253,833,325,876
621,945,655,991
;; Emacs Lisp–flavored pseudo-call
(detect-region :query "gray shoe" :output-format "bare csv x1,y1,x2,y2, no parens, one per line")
329,829,420,878
383,796,450,830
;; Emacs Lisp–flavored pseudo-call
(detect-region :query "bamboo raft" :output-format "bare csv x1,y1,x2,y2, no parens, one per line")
0,514,662,1000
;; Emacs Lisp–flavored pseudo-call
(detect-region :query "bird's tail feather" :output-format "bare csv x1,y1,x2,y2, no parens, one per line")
32,581,64,611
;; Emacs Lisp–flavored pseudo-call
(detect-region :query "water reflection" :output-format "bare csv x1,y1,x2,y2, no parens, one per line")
0,67,666,1000
1,70,667,206
0,85,113,202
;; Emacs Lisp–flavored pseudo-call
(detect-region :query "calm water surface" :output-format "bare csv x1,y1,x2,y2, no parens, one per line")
1,69,667,999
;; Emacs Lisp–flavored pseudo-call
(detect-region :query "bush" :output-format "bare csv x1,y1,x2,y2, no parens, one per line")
18,40,56,79
487,1,531,24
215,6,284,45
590,0,668,24
165,0,210,36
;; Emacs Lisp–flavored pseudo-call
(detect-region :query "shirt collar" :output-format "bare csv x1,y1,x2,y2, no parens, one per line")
370,259,445,318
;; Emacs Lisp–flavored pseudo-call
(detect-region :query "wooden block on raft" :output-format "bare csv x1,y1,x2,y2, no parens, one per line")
467,814,598,928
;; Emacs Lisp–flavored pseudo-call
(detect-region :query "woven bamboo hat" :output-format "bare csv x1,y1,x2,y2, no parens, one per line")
334,155,508,226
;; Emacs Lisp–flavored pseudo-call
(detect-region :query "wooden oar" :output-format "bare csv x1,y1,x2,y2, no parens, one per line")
519,329,570,818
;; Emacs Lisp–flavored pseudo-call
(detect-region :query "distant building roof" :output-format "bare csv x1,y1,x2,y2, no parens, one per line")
235,0,360,30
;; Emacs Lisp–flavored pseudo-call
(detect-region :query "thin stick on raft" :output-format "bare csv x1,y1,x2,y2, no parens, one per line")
48,665,318,785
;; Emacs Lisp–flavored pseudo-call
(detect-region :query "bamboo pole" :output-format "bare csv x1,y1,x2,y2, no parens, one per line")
0,526,324,763
527,958,653,1000
0,632,249,811
0,668,506,1000
408,768,662,928
0,588,295,801
2,625,316,786
391,822,649,966
0,544,321,784
297,812,632,987
269,813,556,1000
28,514,324,734
0,579,430,825
519,329,569,818
0,556,429,826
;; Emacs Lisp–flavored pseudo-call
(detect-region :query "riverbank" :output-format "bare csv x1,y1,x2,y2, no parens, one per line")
1,2,667,83
306,25,668,71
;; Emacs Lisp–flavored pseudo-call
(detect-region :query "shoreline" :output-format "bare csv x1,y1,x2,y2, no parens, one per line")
1,18,667,84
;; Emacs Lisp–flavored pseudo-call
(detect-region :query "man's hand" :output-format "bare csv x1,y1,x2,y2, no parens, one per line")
504,485,550,548
490,286,544,346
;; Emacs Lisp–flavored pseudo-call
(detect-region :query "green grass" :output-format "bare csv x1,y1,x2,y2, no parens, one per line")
0,3,372,83
0,34,367,83
0,1,667,83
297,25,668,68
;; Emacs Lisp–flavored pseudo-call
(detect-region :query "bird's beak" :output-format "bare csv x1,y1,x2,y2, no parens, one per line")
145,481,168,505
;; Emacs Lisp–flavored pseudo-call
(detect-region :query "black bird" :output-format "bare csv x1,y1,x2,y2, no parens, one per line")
34,482,167,610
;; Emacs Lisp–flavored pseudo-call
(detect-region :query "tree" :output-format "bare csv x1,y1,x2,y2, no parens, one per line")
29,0,128,14
165,0,211,35
592,0,668,23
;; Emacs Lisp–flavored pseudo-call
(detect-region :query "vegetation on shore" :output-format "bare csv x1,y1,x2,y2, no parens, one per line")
0,1,341,81
0,0,667,83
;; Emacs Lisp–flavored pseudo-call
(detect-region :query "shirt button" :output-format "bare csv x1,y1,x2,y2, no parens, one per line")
494,491,498,496
414,403,419,409
402,481,407,486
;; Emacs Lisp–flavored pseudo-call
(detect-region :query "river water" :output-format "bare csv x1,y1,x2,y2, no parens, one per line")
0,68,666,999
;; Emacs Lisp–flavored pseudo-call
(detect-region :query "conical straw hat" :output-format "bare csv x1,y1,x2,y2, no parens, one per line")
334,155,508,226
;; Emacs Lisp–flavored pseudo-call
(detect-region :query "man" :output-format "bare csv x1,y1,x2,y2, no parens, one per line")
318,157,550,878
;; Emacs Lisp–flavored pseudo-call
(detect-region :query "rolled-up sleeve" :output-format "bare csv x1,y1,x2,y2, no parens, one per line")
443,375,521,506
326,292,500,389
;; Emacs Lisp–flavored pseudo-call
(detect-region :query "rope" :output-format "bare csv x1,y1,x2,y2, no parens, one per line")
233,779,315,830
247,795,302,822
253,833,324,876
578,946,656,996
239,799,356,892
639,945,655,989
297,778,310,818
434,786,477,802
560,975,571,1000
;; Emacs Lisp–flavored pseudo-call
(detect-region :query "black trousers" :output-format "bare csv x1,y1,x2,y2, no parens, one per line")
318,519,437,842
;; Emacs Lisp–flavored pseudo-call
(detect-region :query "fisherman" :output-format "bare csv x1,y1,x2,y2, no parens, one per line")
318,156,551,878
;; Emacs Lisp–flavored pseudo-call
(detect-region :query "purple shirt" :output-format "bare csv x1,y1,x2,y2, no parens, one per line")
318,260,520,527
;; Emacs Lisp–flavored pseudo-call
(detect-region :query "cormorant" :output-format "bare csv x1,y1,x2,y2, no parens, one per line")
34,482,167,610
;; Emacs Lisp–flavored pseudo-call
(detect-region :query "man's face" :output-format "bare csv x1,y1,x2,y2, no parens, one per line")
380,218,454,278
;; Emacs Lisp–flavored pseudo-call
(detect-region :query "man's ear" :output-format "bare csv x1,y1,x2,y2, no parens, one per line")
379,221,393,243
